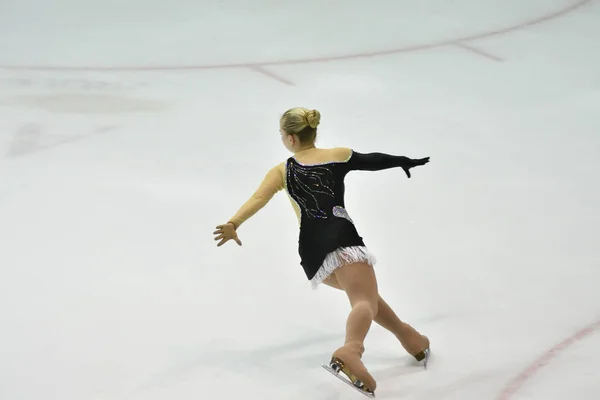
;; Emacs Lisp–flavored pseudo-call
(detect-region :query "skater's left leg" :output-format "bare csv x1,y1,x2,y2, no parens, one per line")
334,262,379,346
324,275,398,334
324,275,397,332
330,262,379,392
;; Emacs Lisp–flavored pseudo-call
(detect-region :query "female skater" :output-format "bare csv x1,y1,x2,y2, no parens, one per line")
213,107,430,396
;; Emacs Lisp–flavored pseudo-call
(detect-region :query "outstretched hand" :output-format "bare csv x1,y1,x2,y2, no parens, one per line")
213,223,242,247
402,157,430,178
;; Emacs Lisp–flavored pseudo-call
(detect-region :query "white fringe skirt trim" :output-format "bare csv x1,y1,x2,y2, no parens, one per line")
309,246,376,289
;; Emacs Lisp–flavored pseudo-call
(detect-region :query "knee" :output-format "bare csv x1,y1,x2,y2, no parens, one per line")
371,299,379,316
355,298,378,318
365,292,379,316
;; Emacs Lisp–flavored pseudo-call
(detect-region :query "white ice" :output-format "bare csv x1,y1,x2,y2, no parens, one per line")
1,1,599,399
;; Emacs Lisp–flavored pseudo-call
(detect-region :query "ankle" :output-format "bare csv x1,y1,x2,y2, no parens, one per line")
341,341,365,355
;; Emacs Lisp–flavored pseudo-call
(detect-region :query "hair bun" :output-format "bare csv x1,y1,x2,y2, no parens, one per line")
306,109,321,129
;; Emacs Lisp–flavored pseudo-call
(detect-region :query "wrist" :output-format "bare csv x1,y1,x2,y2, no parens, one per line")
227,221,238,229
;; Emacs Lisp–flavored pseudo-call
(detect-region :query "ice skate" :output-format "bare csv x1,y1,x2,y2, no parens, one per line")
322,341,376,397
403,334,430,369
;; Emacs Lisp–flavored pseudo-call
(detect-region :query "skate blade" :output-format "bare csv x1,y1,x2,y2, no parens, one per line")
414,348,431,369
322,363,375,398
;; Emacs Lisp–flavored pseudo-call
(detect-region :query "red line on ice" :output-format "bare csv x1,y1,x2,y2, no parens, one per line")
453,43,504,61
0,0,592,72
248,66,294,86
496,318,600,400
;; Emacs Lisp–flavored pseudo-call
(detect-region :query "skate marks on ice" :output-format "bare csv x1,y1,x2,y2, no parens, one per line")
382,374,497,400
3,93,168,115
0,76,163,116
6,123,118,158
130,313,450,397
320,363,496,400
128,332,344,397
0,76,148,93
123,313,449,398
139,313,446,380
131,325,444,399
127,332,359,399
0,76,166,159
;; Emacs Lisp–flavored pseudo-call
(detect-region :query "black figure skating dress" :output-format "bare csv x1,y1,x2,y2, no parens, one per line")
227,148,429,288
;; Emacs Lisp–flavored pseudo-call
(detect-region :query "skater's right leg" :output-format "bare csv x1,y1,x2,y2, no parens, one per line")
323,275,429,359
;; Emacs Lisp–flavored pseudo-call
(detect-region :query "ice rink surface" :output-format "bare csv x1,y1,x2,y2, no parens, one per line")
1,0,599,399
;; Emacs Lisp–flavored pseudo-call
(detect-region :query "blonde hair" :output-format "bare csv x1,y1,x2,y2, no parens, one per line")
280,107,321,143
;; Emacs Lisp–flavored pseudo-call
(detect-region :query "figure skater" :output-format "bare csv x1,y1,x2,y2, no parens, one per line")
213,107,430,396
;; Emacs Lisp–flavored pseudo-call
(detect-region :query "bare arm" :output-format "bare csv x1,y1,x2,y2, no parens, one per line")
214,164,285,247
228,164,285,229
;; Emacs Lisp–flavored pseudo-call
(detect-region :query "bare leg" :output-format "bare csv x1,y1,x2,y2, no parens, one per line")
323,274,429,357
377,297,430,358
329,262,379,392
334,262,379,346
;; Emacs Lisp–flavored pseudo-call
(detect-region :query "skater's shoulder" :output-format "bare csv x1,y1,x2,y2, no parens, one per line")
327,147,353,162
256,163,286,192
273,162,286,173
268,162,286,177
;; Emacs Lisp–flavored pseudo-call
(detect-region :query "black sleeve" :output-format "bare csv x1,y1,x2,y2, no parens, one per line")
346,150,415,171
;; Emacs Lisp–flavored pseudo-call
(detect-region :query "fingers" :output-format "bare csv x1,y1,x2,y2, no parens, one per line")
215,235,241,246
403,157,430,178
214,223,241,247
213,233,241,247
